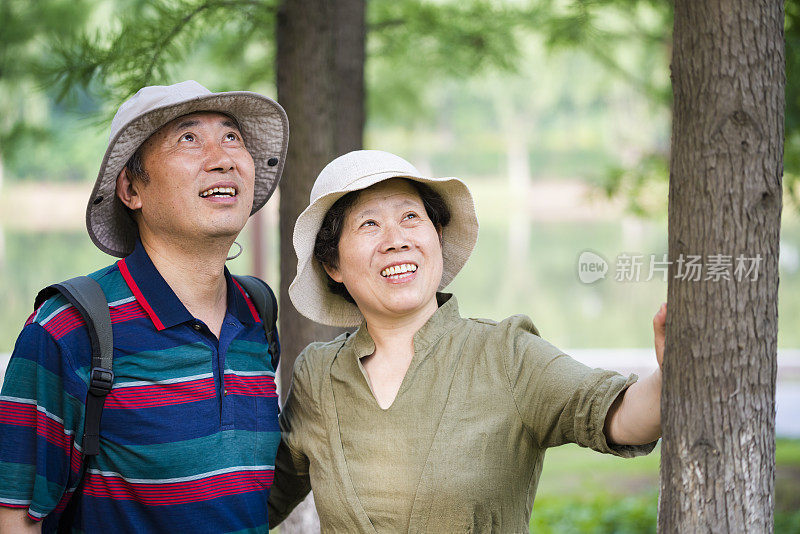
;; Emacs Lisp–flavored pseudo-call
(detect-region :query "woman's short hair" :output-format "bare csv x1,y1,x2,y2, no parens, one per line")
313,179,451,303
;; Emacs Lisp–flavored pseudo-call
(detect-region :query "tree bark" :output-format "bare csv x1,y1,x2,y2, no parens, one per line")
659,2,784,533
275,0,364,530
276,0,365,397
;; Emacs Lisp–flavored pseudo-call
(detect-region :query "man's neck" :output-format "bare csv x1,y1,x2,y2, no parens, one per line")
139,234,233,338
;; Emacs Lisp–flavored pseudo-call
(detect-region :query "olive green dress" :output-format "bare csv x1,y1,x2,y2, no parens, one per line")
268,294,656,533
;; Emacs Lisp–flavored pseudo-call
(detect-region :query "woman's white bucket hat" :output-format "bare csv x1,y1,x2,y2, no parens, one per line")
87,80,289,257
290,149,479,327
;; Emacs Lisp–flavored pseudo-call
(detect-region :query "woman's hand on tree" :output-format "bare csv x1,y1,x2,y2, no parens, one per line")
653,302,666,367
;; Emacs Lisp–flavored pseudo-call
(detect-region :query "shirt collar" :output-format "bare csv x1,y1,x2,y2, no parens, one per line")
348,293,461,358
117,239,256,330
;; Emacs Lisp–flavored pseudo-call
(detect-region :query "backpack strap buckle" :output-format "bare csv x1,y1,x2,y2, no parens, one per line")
89,367,114,396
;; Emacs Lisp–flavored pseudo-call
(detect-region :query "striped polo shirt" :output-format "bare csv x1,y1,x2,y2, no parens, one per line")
0,240,280,533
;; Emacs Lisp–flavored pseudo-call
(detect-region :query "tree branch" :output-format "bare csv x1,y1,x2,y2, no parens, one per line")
142,0,275,82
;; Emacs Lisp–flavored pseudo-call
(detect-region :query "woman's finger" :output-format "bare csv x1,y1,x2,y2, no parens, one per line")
653,302,666,366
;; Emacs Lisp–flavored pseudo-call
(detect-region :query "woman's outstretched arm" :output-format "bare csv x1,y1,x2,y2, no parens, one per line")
603,303,666,445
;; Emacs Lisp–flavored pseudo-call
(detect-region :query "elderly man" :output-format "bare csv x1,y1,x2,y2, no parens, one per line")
0,81,288,532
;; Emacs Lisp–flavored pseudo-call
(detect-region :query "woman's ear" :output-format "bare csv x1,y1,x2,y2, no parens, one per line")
116,167,143,211
323,262,343,283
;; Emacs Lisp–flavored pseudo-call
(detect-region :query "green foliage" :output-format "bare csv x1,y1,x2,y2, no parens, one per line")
530,493,800,534
602,152,669,217
531,493,657,534
530,439,800,533
48,0,278,106
0,0,94,160
366,0,539,122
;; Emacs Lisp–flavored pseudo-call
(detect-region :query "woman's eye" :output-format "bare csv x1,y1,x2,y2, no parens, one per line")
360,220,377,228
403,212,418,220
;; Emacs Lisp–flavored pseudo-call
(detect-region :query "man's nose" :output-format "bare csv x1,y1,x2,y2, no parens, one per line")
204,142,236,173
380,223,411,252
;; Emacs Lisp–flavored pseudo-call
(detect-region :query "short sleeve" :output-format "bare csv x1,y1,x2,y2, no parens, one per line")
500,315,656,458
267,352,315,527
0,323,88,522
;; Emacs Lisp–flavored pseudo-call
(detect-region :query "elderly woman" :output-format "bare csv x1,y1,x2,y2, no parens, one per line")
268,150,665,532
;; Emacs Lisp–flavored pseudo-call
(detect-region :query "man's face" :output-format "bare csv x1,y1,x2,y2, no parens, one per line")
118,111,256,245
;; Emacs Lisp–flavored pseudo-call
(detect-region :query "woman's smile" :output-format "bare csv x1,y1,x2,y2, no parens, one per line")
379,262,419,282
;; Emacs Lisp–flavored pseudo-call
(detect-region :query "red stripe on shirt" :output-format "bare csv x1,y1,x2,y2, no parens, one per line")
224,374,277,397
53,488,76,513
109,301,148,323
117,258,165,330
42,306,85,340
82,469,274,505
0,401,71,451
105,378,217,409
232,279,261,324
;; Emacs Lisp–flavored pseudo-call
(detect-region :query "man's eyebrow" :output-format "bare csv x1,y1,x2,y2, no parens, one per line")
170,118,240,132
172,119,199,132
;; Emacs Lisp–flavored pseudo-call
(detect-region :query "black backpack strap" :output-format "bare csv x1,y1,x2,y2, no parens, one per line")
35,276,113,456
233,275,279,370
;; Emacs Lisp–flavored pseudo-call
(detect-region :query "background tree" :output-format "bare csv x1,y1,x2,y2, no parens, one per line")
275,0,365,395
659,1,783,531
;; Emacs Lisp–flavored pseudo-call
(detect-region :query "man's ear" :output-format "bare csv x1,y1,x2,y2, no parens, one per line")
116,167,142,211
436,224,444,247
322,262,343,283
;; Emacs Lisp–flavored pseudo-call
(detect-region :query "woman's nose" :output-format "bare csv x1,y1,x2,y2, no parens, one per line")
380,223,411,252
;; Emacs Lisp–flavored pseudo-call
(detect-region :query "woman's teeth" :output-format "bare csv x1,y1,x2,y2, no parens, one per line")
381,264,417,277
200,187,237,198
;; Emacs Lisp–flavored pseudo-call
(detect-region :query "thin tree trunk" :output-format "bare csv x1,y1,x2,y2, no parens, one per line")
659,2,784,532
275,0,364,530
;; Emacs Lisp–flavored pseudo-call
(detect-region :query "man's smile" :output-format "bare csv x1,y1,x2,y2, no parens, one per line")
199,186,238,198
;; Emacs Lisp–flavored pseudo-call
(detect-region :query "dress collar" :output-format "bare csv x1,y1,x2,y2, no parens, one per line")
117,239,254,330
347,293,460,358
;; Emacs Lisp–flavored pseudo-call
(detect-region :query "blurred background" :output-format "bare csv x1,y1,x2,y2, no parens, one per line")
0,0,798,531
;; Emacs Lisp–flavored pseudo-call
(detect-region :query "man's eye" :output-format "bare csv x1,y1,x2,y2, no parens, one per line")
225,132,239,141
181,133,195,142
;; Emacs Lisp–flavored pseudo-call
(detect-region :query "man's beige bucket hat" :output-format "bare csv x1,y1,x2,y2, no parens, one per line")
87,80,289,257
290,150,479,327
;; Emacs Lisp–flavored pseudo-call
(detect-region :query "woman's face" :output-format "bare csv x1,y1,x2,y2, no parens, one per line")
324,179,444,324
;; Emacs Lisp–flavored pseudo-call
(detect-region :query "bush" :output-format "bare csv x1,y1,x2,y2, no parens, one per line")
531,493,657,534
531,494,800,533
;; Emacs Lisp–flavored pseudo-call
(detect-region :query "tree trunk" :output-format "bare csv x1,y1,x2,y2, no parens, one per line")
275,0,364,530
659,2,784,533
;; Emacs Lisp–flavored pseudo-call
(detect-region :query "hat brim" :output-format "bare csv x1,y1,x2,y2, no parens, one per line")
289,172,479,327
87,91,289,257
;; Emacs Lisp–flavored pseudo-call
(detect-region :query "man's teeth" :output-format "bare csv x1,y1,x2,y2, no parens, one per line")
380,264,418,277
200,187,237,198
